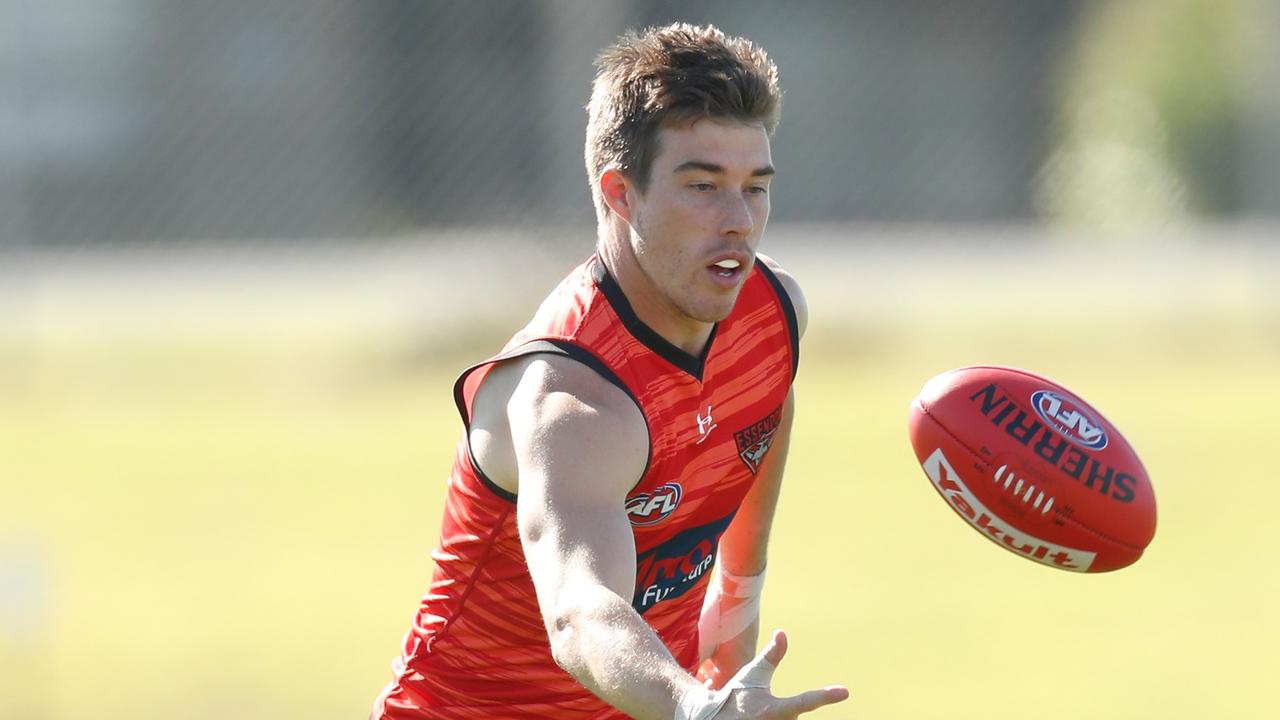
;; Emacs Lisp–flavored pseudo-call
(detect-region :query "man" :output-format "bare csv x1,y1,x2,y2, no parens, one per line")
373,23,849,719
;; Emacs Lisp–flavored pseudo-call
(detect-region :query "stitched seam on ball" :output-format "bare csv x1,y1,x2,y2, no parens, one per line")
1052,510,1144,552
918,404,1143,553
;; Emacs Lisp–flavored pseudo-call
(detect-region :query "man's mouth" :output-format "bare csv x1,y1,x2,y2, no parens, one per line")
711,258,741,278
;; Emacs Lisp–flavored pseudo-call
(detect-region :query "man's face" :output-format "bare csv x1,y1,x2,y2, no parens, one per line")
625,118,774,325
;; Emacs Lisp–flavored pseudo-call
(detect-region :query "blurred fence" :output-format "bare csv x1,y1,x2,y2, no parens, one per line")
2,0,1277,249
3,6,1279,718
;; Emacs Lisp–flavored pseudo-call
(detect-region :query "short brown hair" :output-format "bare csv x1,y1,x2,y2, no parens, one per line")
585,23,782,221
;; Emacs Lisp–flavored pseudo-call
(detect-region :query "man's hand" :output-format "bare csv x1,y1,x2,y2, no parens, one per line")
681,630,849,720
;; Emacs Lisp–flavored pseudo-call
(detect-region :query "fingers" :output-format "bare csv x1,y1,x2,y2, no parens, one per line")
729,630,850,716
778,685,851,715
761,629,787,667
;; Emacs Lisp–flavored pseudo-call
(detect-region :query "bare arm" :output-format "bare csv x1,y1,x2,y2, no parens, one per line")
718,388,795,579
505,355,703,719
697,389,795,687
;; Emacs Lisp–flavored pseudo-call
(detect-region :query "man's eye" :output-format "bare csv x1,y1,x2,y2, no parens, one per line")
748,186,769,195
690,183,714,192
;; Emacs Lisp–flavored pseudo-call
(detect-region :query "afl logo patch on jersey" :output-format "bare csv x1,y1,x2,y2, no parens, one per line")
735,404,784,474
626,483,683,526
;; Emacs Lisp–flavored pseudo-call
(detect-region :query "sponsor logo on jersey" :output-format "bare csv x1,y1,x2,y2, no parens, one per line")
968,383,1137,503
626,483,684,526
734,404,783,474
1031,390,1108,450
632,514,734,613
922,448,1096,572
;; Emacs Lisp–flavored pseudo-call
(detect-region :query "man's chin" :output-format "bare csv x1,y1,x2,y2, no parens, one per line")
685,296,740,325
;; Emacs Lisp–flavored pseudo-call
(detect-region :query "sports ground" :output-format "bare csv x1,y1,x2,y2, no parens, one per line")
2,227,1276,718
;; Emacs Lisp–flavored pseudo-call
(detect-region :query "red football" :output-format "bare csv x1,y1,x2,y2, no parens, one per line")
908,366,1156,573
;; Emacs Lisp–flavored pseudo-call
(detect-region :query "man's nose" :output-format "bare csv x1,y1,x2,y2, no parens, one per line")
720,193,753,237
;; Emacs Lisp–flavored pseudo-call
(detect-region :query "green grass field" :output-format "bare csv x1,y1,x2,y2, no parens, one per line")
2,241,1277,718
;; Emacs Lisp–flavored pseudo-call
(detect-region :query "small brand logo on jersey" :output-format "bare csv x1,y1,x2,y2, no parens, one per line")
735,404,784,474
695,405,717,444
1032,390,1108,450
626,483,683,526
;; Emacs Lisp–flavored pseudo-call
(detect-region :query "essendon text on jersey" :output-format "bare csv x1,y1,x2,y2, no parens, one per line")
968,384,1137,503
734,404,783,474
632,514,734,614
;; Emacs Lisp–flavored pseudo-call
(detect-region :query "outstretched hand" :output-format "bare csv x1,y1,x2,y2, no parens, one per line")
714,630,849,719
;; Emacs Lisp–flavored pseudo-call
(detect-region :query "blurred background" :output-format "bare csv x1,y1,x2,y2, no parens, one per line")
1,1,1277,718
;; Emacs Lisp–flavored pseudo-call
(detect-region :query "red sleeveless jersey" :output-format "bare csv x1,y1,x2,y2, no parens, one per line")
375,255,799,719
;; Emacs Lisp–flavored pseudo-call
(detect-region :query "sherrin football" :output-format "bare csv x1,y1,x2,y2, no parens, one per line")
908,366,1156,573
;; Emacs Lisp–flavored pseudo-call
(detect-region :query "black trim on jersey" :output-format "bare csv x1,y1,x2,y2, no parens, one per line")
590,258,718,382
451,352,517,502
755,260,801,380
473,453,518,504
450,338,651,503
520,339,639,407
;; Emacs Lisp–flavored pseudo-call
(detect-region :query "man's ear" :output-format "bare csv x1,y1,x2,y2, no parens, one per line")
599,167,635,223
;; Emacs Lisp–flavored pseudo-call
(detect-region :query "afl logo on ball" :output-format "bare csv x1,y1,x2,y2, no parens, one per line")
1032,390,1108,450
626,483,683,526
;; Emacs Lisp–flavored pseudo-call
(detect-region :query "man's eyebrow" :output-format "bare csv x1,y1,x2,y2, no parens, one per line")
673,161,776,177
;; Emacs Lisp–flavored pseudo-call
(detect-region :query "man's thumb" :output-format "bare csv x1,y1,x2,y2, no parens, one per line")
731,630,786,689
761,629,787,667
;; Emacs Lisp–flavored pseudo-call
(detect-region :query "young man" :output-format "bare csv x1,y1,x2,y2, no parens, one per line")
373,23,849,720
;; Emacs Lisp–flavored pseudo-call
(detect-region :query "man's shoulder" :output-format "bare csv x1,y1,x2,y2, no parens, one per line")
489,350,639,422
463,348,649,497
756,253,808,338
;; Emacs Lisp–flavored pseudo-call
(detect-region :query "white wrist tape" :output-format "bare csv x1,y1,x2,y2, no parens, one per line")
718,566,768,599
698,567,766,659
674,685,731,720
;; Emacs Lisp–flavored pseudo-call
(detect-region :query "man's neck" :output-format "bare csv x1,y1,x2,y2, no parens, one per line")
596,233,714,358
